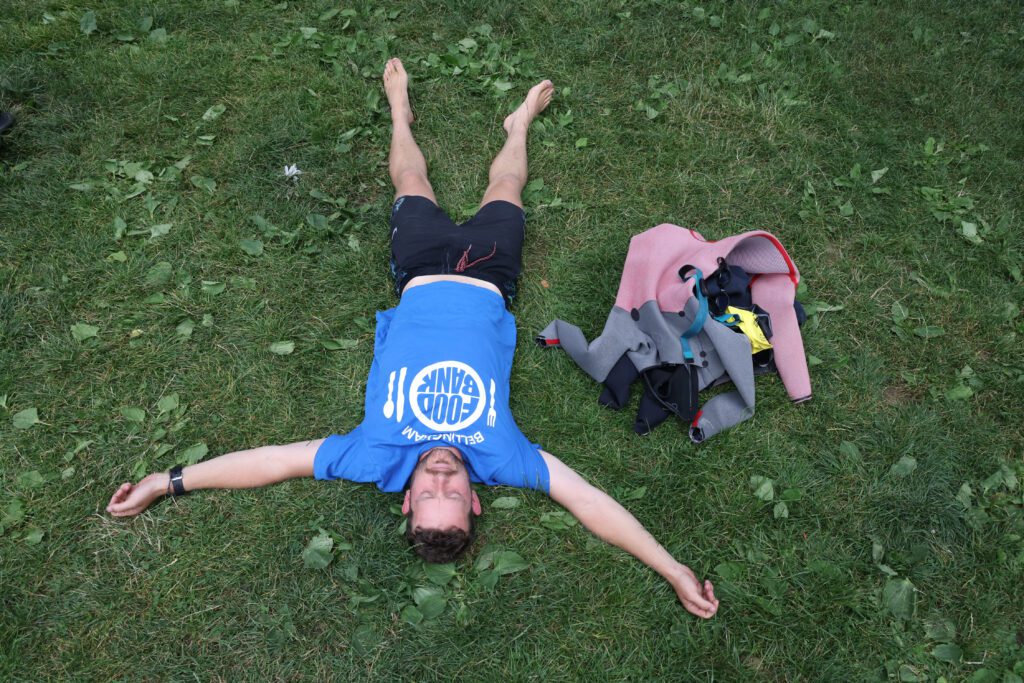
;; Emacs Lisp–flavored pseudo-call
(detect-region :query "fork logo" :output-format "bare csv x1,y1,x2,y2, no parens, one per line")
408,361,485,432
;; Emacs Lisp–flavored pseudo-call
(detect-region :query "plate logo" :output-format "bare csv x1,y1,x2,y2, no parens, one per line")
408,361,485,432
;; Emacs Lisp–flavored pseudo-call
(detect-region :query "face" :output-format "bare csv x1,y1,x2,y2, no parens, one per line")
402,446,482,533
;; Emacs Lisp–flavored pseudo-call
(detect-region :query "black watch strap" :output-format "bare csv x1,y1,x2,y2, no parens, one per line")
168,465,189,496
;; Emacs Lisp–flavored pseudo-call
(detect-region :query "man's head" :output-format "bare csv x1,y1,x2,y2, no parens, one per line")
402,445,482,562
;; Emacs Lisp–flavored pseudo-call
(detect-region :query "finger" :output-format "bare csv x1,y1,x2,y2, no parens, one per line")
109,500,142,517
680,576,713,605
683,600,715,619
108,492,141,515
107,483,132,508
705,580,717,603
108,503,131,516
682,587,716,614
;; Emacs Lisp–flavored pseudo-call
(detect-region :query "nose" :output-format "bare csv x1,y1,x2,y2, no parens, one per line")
428,471,454,485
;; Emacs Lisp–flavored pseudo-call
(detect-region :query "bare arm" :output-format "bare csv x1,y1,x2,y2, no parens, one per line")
106,438,324,517
540,450,719,618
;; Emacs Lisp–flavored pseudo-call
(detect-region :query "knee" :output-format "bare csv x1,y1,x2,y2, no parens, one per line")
487,173,525,190
392,168,428,185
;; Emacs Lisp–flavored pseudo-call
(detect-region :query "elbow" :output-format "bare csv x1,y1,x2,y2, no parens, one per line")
256,445,293,483
568,490,607,526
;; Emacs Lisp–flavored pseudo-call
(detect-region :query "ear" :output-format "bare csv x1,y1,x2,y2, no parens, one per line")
471,490,482,516
402,489,411,515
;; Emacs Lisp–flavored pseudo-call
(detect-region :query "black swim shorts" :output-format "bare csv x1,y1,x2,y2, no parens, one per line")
389,195,526,307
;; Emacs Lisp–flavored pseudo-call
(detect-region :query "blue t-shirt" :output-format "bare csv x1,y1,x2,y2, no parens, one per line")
314,281,549,493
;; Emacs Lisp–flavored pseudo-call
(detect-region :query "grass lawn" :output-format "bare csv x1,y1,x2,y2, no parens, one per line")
2,0,1022,680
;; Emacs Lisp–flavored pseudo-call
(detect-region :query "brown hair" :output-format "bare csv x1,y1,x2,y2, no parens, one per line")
404,511,477,563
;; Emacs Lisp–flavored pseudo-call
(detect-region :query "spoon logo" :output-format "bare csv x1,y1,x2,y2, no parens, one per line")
408,361,485,432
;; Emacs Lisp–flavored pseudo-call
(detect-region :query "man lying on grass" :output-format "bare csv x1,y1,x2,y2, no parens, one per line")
107,58,719,619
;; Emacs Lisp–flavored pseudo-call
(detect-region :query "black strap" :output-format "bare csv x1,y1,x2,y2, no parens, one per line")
168,465,189,496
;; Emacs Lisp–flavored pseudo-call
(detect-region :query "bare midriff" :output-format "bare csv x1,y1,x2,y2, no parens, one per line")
404,274,502,297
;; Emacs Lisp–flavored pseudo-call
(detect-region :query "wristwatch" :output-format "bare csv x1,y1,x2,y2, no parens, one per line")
168,465,189,496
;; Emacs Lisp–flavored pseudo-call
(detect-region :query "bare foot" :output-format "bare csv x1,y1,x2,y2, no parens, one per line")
503,80,554,134
383,57,414,125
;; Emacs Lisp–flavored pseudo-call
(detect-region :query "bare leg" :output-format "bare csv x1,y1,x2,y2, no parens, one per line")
383,58,436,203
480,80,555,208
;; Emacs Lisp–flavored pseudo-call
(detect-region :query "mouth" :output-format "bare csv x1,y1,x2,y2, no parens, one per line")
422,447,462,472
421,446,461,460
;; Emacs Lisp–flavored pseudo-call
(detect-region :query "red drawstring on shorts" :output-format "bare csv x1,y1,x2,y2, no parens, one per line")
455,243,497,273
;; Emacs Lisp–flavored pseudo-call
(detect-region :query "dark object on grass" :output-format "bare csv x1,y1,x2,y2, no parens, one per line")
538,224,812,442
0,112,14,135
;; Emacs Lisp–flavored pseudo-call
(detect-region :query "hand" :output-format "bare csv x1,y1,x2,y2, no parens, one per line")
670,564,719,619
106,473,169,517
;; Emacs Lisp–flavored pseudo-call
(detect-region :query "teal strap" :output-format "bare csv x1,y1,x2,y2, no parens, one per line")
714,312,738,326
680,269,708,361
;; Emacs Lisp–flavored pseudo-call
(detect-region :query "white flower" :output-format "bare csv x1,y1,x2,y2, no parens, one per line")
283,164,302,181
